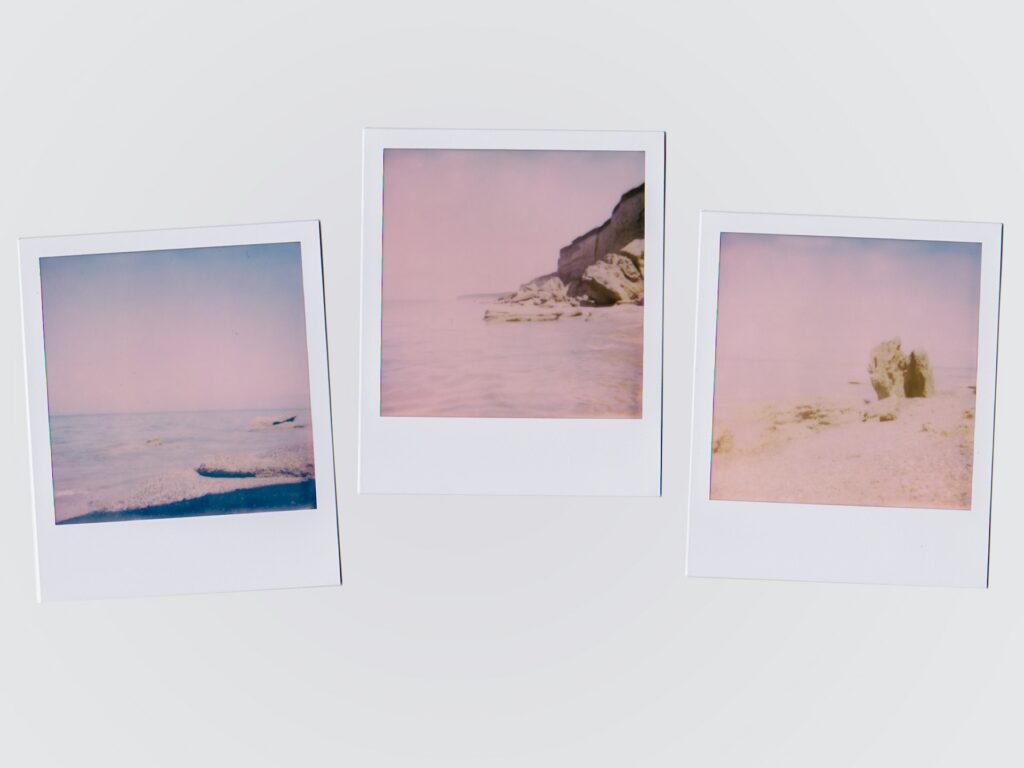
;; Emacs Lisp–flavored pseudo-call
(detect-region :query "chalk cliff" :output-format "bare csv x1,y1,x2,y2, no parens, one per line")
557,183,645,283
486,184,646,321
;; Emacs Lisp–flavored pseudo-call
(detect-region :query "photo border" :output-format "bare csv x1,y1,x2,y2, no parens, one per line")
359,128,666,496
687,211,1002,587
20,220,341,600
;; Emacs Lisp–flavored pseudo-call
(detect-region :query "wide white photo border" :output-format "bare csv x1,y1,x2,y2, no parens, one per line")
359,128,666,496
19,221,341,601
687,211,1002,587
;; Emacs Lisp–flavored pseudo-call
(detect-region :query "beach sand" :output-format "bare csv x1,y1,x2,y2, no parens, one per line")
710,383,977,509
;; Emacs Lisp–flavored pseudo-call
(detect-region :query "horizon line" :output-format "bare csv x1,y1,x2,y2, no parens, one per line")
48,405,313,418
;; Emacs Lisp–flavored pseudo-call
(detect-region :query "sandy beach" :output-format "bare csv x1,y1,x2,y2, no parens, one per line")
709,231,983,510
710,378,976,509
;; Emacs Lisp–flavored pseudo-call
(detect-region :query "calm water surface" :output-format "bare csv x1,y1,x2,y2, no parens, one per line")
381,298,644,418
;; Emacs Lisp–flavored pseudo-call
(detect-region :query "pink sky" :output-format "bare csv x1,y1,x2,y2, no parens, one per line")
39,243,312,415
716,233,983,370
381,149,645,300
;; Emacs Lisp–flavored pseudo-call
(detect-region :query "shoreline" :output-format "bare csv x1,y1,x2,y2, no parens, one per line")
57,479,317,524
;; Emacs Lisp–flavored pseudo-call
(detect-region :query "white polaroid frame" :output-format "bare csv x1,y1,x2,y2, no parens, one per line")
359,128,665,496
688,212,1002,587
19,221,341,600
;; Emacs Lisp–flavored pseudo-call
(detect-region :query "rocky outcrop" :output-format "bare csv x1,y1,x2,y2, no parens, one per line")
485,273,586,322
618,239,645,277
496,273,576,307
905,350,935,397
867,338,935,400
868,339,907,399
581,254,643,304
486,185,645,321
557,184,645,283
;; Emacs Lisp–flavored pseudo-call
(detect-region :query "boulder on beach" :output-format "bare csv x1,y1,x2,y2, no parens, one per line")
580,251,644,305
868,342,909,403
905,349,935,398
868,338,907,399
867,338,935,400
618,238,645,277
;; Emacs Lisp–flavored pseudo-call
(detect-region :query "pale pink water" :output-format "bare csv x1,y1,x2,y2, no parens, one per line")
381,298,644,418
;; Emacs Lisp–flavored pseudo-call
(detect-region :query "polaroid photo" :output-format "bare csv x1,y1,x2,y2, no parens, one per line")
359,128,665,496
688,212,1002,587
20,221,340,600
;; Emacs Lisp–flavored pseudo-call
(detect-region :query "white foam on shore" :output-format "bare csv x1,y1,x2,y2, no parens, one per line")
100,470,310,513
52,420,317,521
196,445,315,479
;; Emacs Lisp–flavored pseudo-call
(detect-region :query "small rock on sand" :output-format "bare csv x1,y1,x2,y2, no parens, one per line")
863,400,900,422
712,429,734,454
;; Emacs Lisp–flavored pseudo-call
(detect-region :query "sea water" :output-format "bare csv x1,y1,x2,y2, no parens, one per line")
380,297,644,418
48,408,314,523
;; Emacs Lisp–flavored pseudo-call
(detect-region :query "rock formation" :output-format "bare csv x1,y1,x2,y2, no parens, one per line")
579,253,641,305
494,273,576,307
904,349,935,397
486,185,645,321
868,338,907,399
557,184,645,283
867,337,935,400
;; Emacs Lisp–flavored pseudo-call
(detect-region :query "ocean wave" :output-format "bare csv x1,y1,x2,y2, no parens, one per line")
58,479,317,524
195,446,314,479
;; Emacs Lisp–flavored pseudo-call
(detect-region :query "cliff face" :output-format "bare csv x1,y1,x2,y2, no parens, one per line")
485,183,646,321
557,183,645,283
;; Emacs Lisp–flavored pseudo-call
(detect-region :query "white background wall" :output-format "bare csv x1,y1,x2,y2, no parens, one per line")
0,1,1020,765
